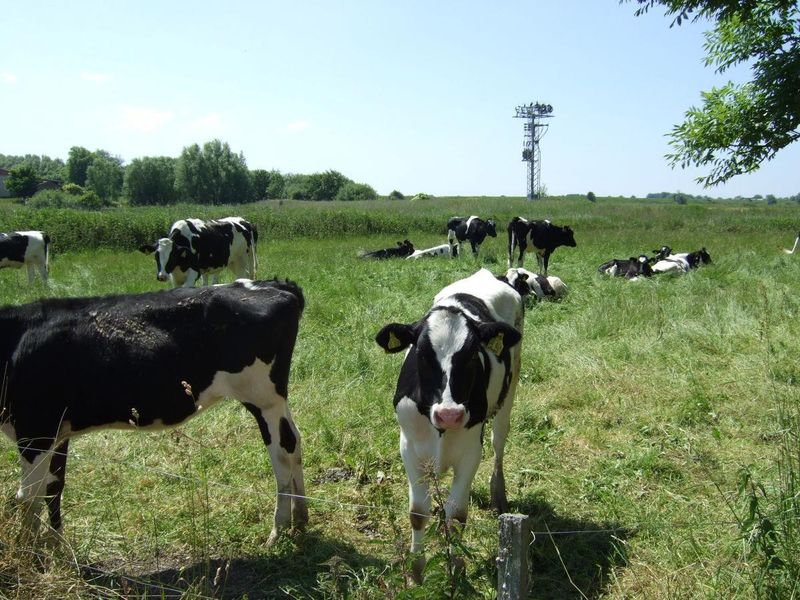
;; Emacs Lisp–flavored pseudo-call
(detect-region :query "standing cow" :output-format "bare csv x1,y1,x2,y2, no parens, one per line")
0,279,307,543
446,216,497,257
0,231,50,284
375,268,524,580
507,217,576,274
139,217,258,287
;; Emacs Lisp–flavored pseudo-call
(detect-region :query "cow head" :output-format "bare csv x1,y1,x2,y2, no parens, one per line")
627,255,653,278
499,268,532,299
560,226,577,247
691,247,712,266
376,308,521,430
139,238,192,283
651,246,673,262
486,220,498,237
397,240,415,256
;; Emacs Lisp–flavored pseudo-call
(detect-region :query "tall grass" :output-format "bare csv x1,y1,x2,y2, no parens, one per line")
0,196,798,598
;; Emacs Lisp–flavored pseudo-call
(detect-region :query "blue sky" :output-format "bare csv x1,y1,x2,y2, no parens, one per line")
2,1,798,198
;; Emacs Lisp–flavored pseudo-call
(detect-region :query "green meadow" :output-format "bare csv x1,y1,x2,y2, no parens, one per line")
1,196,799,598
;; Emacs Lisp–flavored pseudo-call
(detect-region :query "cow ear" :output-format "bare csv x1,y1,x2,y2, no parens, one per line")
375,323,417,353
138,244,156,254
477,322,522,356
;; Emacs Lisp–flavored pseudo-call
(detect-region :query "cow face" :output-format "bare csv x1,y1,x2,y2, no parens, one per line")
697,247,712,265
486,220,498,237
376,309,521,431
139,238,192,282
652,246,673,262
397,240,415,256
561,226,577,247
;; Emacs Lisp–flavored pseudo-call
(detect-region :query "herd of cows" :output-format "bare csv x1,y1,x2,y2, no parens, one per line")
0,213,716,580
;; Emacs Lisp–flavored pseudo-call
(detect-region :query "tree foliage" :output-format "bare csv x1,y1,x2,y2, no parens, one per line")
0,154,64,180
86,155,124,202
335,182,377,202
5,164,39,198
627,0,800,186
175,139,252,204
124,157,178,206
65,146,94,186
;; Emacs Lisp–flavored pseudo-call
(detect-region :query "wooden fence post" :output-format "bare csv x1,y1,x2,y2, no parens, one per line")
497,513,531,599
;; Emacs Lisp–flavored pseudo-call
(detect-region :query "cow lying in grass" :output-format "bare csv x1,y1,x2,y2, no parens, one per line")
0,279,307,543
0,231,50,284
359,239,415,259
501,267,568,300
406,243,451,260
375,268,524,580
597,255,654,280
652,247,712,274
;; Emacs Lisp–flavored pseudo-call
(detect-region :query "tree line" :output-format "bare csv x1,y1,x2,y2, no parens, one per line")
0,140,379,207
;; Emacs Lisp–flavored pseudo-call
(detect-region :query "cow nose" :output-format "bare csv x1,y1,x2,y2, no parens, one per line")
433,406,466,429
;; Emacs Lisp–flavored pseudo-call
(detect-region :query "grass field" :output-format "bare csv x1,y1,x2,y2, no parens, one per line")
1,196,799,598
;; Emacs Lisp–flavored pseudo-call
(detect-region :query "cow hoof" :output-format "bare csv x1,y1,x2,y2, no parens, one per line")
410,555,426,584
266,528,282,547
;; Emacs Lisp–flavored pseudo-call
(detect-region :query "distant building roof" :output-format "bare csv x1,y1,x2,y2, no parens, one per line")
0,168,9,177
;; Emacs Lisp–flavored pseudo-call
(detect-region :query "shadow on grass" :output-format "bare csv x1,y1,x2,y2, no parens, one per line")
514,494,629,599
80,529,387,599
471,489,629,599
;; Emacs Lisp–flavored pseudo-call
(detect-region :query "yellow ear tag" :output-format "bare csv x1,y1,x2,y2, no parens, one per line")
487,333,504,356
388,331,402,350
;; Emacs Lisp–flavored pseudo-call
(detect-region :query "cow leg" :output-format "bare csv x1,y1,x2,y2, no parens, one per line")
490,401,512,513
400,432,432,582
517,240,527,267
470,241,479,255
26,264,36,284
447,233,458,258
242,401,307,544
16,437,59,533
446,431,482,524
542,251,551,275
38,261,49,284
45,440,69,534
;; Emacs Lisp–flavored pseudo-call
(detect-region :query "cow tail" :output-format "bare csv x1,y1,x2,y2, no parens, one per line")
251,227,259,278
508,226,515,268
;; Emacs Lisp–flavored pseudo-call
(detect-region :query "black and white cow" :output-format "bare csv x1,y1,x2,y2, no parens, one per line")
652,247,712,275
446,216,497,257
502,267,568,300
0,231,50,284
783,233,800,255
405,243,451,260
0,279,307,542
139,217,258,287
597,255,654,280
507,217,576,274
359,239,415,259
375,268,524,579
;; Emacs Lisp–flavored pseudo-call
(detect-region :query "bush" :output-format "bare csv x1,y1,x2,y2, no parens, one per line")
77,190,113,210
411,193,433,202
587,191,596,202
335,182,377,202
389,190,405,200
62,183,85,196
27,190,76,209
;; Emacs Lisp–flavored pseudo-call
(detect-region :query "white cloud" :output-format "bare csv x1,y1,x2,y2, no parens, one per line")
80,71,112,84
118,105,174,132
287,120,311,131
1,72,17,84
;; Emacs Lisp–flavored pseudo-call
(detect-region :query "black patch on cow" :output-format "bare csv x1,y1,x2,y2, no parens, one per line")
279,417,297,453
243,402,272,446
0,232,29,264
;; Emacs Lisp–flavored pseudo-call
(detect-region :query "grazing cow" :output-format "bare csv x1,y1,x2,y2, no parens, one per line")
507,217,576,274
597,255,654,280
0,279,307,542
784,233,800,255
446,216,497,257
359,239,415,259
652,247,712,275
0,231,50,283
502,267,568,301
405,243,451,260
375,268,524,580
139,217,258,287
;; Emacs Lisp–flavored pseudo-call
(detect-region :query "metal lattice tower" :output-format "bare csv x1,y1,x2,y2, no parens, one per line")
514,102,554,200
